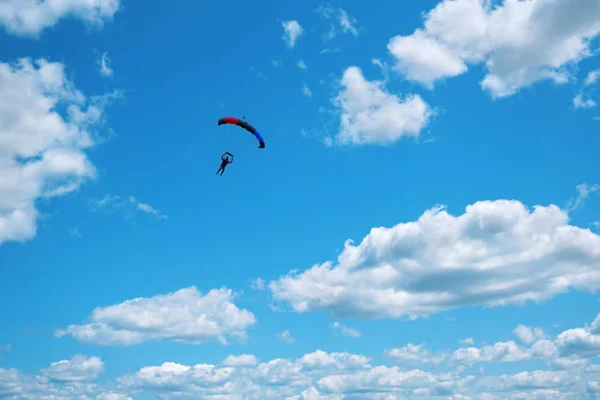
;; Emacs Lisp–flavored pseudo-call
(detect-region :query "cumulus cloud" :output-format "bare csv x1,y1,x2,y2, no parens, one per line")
97,317,600,397
387,0,600,97
448,314,600,370
0,355,130,400
0,0,120,38
331,321,360,338
7,317,600,400
99,51,113,77
269,199,600,319
327,66,433,146
282,20,303,48
0,58,119,245
452,341,532,366
89,194,168,220
55,286,257,346
96,393,132,400
42,354,104,382
222,354,259,367
297,60,307,70
114,350,372,399
513,325,548,345
385,344,446,365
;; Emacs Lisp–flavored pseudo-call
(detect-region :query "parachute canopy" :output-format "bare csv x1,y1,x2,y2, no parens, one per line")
218,117,265,149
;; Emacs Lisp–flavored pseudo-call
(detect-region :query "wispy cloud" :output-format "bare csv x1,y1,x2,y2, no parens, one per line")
320,47,340,55
316,4,359,40
282,20,303,48
251,278,265,291
573,94,597,109
566,183,600,212
301,82,312,97
277,330,294,343
69,225,82,238
331,321,360,338
584,69,600,86
90,194,168,220
99,51,113,77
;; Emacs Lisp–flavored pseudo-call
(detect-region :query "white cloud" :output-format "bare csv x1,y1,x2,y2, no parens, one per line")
385,344,446,365
96,393,132,400
297,60,307,70
282,20,303,48
0,368,97,399
277,330,295,343
327,66,433,146
99,52,113,77
584,69,600,86
317,366,438,394
573,93,597,109
0,344,11,352
0,0,120,38
90,194,168,220
302,82,312,97
222,354,259,367
117,361,238,398
387,0,600,97
115,350,372,399
452,341,531,366
298,350,369,371
136,201,167,219
331,321,360,338
338,9,358,36
316,4,359,39
269,199,600,319
251,277,266,291
0,58,118,245
0,355,131,400
566,183,600,212
55,286,257,346
460,338,474,346
69,225,82,238
270,58,283,68
320,47,340,55
474,370,574,393
42,354,104,382
7,319,600,400
513,325,547,345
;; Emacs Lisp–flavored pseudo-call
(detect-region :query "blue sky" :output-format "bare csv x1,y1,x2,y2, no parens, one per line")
1,0,600,398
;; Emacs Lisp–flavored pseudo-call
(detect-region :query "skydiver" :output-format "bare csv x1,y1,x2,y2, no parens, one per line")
216,152,233,176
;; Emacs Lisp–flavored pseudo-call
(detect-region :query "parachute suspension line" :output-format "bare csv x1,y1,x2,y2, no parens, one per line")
224,123,236,156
